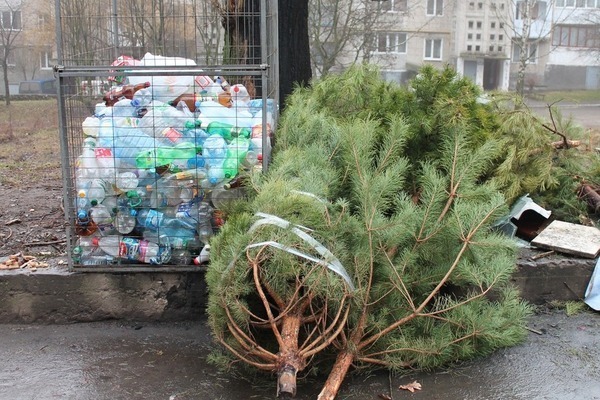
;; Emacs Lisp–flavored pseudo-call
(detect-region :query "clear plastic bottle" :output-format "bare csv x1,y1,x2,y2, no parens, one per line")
114,206,137,234
115,171,139,192
136,208,196,232
136,100,191,141
92,235,171,264
202,134,228,186
89,203,116,235
97,120,170,167
175,200,214,244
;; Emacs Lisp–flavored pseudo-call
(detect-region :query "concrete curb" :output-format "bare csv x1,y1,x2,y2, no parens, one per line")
0,250,594,324
0,268,206,324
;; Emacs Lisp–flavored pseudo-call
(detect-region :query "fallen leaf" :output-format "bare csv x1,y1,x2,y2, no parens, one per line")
399,380,422,393
378,394,392,400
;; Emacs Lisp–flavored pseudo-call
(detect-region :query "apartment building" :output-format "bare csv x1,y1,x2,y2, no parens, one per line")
0,0,56,95
362,0,600,91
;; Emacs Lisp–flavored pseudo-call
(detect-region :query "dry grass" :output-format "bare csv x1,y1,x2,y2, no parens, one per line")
0,100,62,187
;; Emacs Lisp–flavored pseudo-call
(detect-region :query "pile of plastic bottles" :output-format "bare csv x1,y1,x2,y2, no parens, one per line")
72,54,274,266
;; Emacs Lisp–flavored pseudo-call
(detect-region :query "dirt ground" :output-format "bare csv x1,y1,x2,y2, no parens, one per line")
0,100,66,270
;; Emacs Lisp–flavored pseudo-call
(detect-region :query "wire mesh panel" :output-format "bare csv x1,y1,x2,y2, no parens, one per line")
54,0,278,271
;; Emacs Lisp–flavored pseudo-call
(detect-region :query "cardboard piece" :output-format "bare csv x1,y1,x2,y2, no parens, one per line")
531,220,600,259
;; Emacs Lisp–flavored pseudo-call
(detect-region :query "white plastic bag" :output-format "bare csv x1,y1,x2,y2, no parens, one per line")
127,53,197,102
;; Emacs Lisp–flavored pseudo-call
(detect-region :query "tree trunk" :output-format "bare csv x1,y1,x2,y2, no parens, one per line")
316,351,355,400
277,0,312,111
276,314,305,398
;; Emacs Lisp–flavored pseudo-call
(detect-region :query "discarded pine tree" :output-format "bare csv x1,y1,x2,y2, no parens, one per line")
206,65,532,399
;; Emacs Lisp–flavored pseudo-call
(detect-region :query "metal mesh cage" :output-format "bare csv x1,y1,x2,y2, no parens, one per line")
54,0,278,271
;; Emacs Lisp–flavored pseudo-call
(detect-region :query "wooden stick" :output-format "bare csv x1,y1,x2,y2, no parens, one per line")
23,239,66,247
530,250,555,261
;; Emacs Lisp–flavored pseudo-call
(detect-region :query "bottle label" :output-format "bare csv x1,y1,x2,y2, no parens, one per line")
95,147,113,158
118,237,148,261
194,75,213,90
142,209,163,230
161,127,183,143
175,201,193,219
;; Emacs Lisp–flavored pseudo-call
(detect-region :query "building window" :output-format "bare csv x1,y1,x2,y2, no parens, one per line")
476,33,482,40
477,21,482,29
512,42,538,63
475,45,481,51
468,21,474,28
552,25,599,47
478,2,483,9
426,0,443,16
381,0,408,12
376,32,407,53
498,46,503,51
424,38,442,60
491,22,496,28
469,2,475,9
499,34,504,41
516,1,547,20
467,45,473,51
490,34,496,40
40,50,52,69
489,45,495,51
1,10,22,30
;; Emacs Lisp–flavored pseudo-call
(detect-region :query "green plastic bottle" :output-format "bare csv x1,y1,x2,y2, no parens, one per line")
205,121,251,141
135,142,198,170
222,137,251,179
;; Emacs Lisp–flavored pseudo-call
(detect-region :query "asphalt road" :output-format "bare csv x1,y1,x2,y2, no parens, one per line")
0,310,599,400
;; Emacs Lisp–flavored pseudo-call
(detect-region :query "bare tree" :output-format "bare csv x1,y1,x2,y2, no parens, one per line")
0,0,24,105
494,0,578,99
16,0,54,81
308,0,461,79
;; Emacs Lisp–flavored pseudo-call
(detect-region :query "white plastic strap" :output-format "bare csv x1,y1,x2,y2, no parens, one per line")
247,212,355,291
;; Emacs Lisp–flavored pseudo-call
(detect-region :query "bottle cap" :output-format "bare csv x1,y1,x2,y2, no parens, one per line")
91,237,100,247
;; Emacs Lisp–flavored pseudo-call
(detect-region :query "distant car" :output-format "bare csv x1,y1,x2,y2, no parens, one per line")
18,79,57,95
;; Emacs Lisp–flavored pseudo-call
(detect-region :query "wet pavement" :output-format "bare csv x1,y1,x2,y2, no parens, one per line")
1,309,599,400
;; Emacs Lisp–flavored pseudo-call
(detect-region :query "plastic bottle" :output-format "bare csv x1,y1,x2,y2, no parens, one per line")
94,146,119,184
115,171,139,192
201,134,228,186
132,87,153,109
136,208,196,232
222,137,251,179
193,244,211,265
89,203,116,235
135,141,198,170
136,100,191,141
76,137,99,179
114,206,137,234
175,200,214,244
92,234,171,264
75,209,98,237
204,121,251,141
103,98,139,129
82,116,102,138
103,81,151,106
230,84,251,104
72,232,103,263
196,100,254,128
97,121,170,167
76,178,108,209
